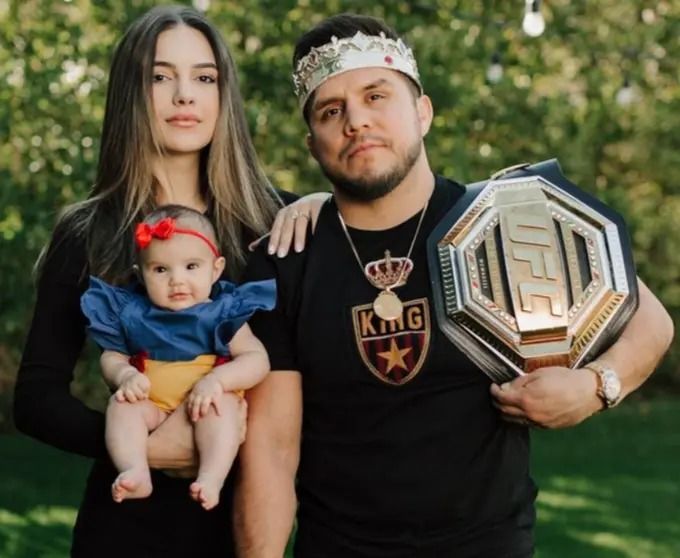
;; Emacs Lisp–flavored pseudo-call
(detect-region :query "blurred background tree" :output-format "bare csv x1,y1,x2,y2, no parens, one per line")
1,0,678,429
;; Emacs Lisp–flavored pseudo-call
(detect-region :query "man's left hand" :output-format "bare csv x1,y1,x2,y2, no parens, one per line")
490,366,604,429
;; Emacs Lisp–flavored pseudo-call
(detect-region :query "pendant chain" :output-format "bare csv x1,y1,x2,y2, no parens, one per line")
337,196,430,292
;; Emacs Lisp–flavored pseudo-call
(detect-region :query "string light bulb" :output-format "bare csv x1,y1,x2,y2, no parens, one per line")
486,52,504,84
193,0,210,11
523,0,546,37
616,77,638,107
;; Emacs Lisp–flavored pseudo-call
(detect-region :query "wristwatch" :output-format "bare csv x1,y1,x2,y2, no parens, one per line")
583,361,622,409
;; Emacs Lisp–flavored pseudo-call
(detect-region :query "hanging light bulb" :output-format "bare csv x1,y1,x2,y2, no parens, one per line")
193,0,210,11
616,77,638,107
522,0,546,37
486,52,504,84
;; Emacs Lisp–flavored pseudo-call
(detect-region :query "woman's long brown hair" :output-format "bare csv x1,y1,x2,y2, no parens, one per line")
41,5,281,283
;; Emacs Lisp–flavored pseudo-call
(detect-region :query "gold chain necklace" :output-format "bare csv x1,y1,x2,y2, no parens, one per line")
337,197,429,321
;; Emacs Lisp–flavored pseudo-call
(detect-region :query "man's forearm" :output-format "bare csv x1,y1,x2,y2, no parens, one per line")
595,278,674,399
234,454,297,558
490,278,674,428
234,371,302,558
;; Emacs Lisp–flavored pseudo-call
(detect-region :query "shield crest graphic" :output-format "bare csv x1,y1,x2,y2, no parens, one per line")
351,297,431,385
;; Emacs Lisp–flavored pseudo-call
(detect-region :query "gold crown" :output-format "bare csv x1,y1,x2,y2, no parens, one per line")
293,31,422,108
364,251,414,289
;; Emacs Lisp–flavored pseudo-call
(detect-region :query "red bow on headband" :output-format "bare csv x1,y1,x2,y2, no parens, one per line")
135,218,176,250
134,217,221,257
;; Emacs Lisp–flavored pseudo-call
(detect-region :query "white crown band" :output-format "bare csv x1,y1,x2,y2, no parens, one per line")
293,31,422,109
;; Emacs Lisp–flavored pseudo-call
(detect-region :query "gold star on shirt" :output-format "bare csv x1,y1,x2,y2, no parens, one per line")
377,338,412,372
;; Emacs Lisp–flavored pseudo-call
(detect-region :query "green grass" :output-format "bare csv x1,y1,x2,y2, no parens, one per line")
1,399,678,557
0,435,90,558
532,398,680,558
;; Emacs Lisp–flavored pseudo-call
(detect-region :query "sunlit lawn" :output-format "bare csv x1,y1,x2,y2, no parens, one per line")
532,397,680,558
1,398,678,558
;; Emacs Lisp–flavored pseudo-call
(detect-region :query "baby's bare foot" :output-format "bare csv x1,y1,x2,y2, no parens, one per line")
112,468,152,503
189,476,222,511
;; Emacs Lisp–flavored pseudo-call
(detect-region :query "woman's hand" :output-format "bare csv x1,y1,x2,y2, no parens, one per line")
250,192,331,257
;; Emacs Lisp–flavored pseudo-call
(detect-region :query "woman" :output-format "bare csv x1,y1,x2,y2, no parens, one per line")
14,5,319,557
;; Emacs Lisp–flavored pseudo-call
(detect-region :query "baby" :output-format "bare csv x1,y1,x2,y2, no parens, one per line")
81,204,274,510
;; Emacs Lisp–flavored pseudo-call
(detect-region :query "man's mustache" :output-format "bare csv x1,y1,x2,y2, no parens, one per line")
340,135,389,159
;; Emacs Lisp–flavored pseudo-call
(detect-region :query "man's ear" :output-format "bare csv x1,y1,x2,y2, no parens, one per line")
416,94,434,138
213,256,226,281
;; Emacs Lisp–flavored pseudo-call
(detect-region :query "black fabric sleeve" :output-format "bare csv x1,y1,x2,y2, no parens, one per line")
13,221,107,459
242,245,303,372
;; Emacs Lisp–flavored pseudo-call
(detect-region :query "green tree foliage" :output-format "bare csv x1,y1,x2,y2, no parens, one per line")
1,0,678,424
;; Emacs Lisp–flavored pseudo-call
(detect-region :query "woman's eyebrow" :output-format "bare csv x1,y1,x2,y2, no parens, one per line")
153,60,218,70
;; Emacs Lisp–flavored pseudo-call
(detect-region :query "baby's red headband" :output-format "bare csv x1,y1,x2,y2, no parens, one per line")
134,217,220,257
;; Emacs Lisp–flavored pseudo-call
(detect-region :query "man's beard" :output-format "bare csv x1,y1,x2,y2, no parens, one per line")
319,138,422,202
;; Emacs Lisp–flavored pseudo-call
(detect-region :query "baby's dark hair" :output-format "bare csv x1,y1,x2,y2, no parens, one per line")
142,205,217,241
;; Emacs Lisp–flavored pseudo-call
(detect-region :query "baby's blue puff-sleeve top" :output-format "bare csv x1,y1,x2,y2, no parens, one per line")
80,277,276,361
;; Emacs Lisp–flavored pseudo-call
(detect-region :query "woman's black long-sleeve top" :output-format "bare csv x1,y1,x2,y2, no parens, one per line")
14,221,106,456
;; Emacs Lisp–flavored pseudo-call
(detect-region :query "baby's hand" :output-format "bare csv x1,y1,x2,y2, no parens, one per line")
115,369,151,403
187,374,223,422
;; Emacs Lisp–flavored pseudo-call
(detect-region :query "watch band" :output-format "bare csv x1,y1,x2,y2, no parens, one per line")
583,361,622,409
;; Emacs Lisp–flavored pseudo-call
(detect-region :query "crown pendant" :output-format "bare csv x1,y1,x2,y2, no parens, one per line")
364,250,414,290
337,196,429,322
365,251,413,321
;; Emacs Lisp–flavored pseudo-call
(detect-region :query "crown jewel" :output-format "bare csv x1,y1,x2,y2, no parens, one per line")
293,31,422,108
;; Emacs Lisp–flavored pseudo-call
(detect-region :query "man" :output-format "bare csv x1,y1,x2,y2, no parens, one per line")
235,14,673,558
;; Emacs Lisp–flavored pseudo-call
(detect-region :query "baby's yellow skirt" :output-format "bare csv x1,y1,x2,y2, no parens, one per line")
141,355,244,412
144,355,216,412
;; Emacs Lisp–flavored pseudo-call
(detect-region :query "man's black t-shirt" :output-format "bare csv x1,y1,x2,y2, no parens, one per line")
245,176,537,558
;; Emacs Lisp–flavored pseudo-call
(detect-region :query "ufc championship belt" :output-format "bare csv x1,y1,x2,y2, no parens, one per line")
427,159,639,383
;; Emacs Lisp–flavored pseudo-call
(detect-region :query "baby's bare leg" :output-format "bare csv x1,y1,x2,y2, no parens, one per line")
106,397,166,503
190,392,242,510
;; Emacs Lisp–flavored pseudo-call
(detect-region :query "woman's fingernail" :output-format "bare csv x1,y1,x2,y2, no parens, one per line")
268,245,275,255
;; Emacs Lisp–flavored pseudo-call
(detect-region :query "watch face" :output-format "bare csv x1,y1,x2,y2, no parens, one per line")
603,370,622,401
